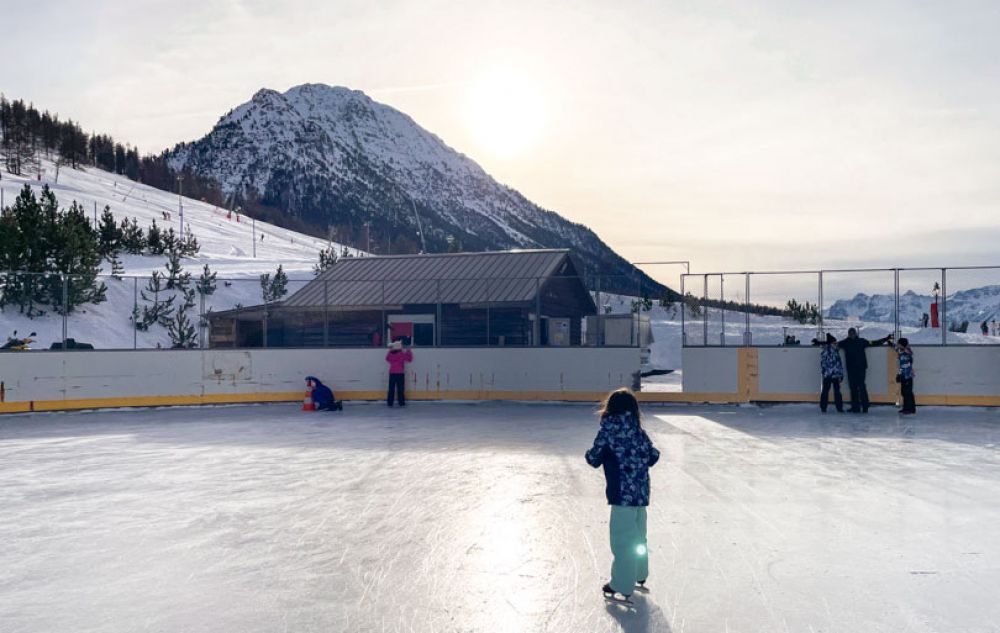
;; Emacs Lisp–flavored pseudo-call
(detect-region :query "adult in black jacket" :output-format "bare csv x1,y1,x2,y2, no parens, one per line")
835,328,891,413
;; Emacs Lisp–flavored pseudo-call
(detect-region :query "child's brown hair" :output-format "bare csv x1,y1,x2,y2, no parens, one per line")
598,388,641,423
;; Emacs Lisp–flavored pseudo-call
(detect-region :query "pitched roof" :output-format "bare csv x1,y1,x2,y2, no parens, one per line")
283,249,579,307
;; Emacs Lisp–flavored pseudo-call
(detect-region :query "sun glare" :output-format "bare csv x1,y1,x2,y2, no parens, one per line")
464,71,545,158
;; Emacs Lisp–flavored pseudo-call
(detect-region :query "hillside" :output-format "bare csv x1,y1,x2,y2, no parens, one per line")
166,84,667,296
0,159,360,350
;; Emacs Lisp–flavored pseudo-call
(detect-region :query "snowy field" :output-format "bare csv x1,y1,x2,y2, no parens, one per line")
2,402,998,633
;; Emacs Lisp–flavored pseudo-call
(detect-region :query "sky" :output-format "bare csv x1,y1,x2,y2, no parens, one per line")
2,0,1000,288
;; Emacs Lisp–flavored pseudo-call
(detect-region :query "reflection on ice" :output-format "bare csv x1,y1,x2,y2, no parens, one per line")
1,402,998,632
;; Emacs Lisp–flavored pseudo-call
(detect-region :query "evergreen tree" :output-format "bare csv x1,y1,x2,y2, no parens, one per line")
164,248,183,289
138,271,175,329
166,306,197,348
179,226,200,256
196,264,217,297
48,200,106,314
260,264,289,304
147,219,163,254
97,206,121,258
163,227,177,253
313,246,338,275
120,217,146,254
109,252,125,280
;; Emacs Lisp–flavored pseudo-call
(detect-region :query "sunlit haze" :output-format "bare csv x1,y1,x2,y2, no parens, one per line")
3,1,1000,287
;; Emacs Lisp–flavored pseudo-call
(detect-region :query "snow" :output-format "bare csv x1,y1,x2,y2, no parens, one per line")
1,401,998,632
0,160,361,349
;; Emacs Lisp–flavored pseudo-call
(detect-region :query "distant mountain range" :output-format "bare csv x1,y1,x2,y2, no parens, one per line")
827,286,1000,327
165,83,666,295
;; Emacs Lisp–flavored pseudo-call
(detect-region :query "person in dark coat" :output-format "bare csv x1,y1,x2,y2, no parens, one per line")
833,328,891,413
811,333,845,413
586,388,660,602
306,376,342,411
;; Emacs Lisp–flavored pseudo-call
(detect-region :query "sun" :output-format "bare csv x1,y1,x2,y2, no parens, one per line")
464,71,546,159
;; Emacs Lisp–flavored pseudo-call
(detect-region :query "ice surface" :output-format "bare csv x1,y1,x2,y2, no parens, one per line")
1,402,998,632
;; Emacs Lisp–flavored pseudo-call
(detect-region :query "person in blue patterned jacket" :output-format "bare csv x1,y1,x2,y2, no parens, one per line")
811,333,845,413
586,388,660,602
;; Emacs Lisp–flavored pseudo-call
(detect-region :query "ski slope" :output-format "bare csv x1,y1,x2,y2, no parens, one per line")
1,402,997,632
0,161,361,349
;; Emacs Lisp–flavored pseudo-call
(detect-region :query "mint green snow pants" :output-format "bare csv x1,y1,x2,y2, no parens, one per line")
609,505,648,595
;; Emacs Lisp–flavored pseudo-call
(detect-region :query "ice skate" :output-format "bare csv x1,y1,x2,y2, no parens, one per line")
602,582,634,605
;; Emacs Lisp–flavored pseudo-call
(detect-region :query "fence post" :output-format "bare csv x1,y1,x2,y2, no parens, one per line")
61,275,68,349
817,271,824,339
720,274,726,346
745,273,751,346
893,268,900,340
592,275,604,347
702,274,708,347
537,277,544,346
485,278,491,346
941,268,947,345
133,276,138,350
680,274,686,346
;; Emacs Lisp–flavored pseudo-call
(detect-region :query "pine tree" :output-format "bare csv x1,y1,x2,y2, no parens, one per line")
260,264,289,304
166,307,197,349
179,226,200,256
110,252,125,280
196,264,217,297
147,219,163,254
139,271,175,329
164,247,185,289
97,206,121,258
163,227,177,253
313,246,338,275
120,217,146,254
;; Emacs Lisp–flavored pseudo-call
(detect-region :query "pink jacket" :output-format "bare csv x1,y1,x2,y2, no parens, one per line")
386,349,412,374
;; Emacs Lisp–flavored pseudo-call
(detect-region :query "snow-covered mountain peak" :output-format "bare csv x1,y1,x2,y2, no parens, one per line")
166,83,664,293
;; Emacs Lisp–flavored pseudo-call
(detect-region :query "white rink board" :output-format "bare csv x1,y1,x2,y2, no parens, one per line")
1,402,998,632
0,347,641,404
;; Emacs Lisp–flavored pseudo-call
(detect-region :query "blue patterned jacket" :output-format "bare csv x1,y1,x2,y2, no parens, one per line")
819,344,844,380
896,345,914,380
585,412,660,506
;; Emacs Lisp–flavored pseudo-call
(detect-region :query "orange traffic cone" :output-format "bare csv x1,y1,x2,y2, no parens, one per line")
302,381,316,411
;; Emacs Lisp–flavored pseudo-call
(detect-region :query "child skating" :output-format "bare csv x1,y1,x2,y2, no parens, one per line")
585,388,660,604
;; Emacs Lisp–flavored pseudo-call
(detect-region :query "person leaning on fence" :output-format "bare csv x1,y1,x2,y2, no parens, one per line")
585,388,660,602
811,333,845,413
385,340,412,407
834,328,892,413
894,338,916,415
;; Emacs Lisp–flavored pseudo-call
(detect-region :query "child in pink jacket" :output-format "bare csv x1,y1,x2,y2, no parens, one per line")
385,340,412,406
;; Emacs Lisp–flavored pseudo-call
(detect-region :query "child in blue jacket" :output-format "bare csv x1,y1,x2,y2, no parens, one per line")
586,388,660,602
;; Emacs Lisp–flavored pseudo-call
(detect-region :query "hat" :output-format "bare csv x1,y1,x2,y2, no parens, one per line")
826,333,836,344
391,340,403,351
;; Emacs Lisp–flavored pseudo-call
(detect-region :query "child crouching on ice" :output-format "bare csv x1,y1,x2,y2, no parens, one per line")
585,388,660,603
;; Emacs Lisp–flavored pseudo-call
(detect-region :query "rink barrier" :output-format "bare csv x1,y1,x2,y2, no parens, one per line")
0,347,643,414
681,346,1000,407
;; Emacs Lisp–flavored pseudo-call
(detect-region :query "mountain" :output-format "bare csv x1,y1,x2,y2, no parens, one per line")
827,287,1000,327
165,84,666,295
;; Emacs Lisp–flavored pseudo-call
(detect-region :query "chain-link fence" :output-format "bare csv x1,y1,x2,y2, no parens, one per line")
680,266,1000,346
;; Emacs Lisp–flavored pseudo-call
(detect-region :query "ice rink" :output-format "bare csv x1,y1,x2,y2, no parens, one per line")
2,402,998,633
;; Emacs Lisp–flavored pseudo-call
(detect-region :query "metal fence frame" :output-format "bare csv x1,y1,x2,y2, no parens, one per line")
680,265,1000,347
